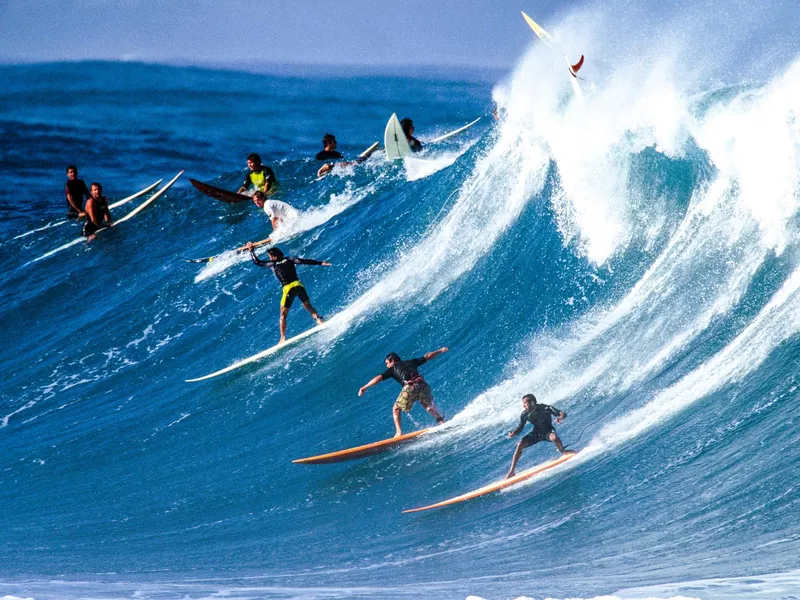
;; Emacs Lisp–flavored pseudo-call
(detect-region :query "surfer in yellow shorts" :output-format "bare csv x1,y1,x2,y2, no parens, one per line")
246,243,331,343
358,347,448,437
238,153,277,195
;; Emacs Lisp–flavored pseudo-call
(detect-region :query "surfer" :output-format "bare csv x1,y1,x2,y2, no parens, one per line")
506,394,570,479
237,153,277,195
315,134,377,177
400,118,423,153
251,191,299,233
65,165,90,218
82,182,112,241
246,243,331,344
357,348,448,437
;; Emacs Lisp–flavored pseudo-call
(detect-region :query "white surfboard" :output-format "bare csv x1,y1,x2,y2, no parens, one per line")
186,318,332,382
426,118,481,144
28,171,183,264
384,113,412,160
12,179,163,241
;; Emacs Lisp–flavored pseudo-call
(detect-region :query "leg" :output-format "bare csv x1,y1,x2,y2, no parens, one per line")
417,383,444,424
392,404,403,437
278,306,289,343
301,300,324,325
506,440,529,479
424,403,444,424
548,431,569,454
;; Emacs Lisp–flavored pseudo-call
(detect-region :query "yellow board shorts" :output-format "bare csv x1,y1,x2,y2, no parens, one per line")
395,381,433,413
281,280,309,308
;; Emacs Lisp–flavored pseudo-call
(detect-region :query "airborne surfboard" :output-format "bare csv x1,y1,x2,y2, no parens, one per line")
402,451,578,513
189,178,253,204
293,428,433,465
12,179,163,241
186,318,334,382
521,12,585,79
29,171,184,264
384,113,413,159
426,118,481,144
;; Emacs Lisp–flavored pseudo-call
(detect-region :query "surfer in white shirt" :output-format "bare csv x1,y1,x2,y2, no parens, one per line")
251,191,299,231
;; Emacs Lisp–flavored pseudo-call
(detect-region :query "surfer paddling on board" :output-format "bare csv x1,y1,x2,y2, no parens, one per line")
246,243,331,344
358,348,448,437
65,165,90,218
82,182,112,241
315,133,377,177
400,118,423,153
237,153,277,196
250,191,299,235
506,394,572,479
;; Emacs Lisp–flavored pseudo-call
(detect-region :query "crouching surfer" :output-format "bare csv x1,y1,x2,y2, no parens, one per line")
250,191,299,236
506,394,572,478
358,348,448,437
82,182,112,241
246,243,330,344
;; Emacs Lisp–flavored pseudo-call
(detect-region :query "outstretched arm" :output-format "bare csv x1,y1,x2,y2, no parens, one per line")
247,244,274,268
423,347,449,361
290,257,332,267
358,375,383,396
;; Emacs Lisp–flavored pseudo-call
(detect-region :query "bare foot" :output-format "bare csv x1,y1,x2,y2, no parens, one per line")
278,337,287,345
393,431,403,438
315,316,325,325
505,471,515,479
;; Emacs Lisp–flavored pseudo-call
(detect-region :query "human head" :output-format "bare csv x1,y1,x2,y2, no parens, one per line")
322,133,337,150
90,182,103,197
67,165,78,179
247,153,262,170
252,190,266,208
522,394,537,409
400,118,414,137
385,352,401,367
267,247,284,260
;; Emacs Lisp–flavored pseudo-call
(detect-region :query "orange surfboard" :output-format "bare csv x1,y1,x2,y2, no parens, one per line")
403,452,578,513
293,428,433,465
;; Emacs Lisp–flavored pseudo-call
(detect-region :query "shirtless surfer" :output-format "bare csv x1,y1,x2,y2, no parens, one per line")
506,394,571,478
82,182,112,241
358,348,447,437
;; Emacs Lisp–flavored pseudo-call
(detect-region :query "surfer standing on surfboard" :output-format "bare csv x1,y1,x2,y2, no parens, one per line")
400,118,423,153
245,243,330,344
237,153,277,196
506,394,571,479
358,348,447,437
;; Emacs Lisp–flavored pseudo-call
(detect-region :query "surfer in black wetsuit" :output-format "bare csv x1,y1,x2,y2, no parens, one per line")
400,118,423,153
65,165,90,218
315,133,375,177
82,182,112,241
506,394,571,478
238,153,277,195
246,243,331,344
358,348,448,437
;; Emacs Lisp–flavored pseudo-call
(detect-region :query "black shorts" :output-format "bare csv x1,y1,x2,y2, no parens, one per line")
83,220,104,237
520,428,554,447
281,282,310,308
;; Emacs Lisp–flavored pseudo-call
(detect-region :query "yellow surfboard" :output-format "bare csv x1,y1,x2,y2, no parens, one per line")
521,11,557,46
403,451,578,513
293,428,433,464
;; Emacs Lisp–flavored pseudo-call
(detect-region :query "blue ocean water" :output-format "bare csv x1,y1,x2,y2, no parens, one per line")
2,39,800,600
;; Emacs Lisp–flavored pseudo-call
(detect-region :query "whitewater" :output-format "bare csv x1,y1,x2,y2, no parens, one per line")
1,7,800,600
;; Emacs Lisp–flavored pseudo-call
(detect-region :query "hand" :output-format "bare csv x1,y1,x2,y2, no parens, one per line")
78,211,86,218
358,387,366,396
508,431,516,438
321,261,332,266
245,242,254,251
440,347,449,353
556,418,563,424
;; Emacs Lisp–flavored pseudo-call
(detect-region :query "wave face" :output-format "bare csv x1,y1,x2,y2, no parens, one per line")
1,18,800,599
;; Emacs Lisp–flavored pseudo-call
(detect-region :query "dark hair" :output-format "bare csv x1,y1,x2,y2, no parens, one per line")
522,394,537,404
267,247,284,260
253,191,266,201
322,133,336,147
385,352,401,362
67,165,77,173
399,118,414,134
247,153,262,163
90,182,103,191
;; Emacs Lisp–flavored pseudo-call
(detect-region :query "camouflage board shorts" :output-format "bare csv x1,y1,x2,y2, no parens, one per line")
395,381,433,413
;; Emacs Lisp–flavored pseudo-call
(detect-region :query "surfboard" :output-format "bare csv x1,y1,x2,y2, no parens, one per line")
426,118,481,144
28,171,183,264
358,141,381,161
186,318,331,382
190,178,253,204
315,141,381,179
384,113,413,160
12,179,163,241
293,428,433,465
402,451,578,513
184,236,272,264
521,12,585,80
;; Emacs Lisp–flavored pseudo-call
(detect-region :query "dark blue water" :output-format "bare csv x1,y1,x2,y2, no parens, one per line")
1,54,799,600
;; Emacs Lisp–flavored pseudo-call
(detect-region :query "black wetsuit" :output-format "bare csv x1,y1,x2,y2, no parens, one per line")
65,178,91,217
512,404,564,446
250,250,326,308
82,196,110,237
380,357,427,386
315,149,343,160
408,136,423,153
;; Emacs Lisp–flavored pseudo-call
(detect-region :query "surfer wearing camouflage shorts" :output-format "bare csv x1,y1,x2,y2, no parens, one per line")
358,347,448,437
